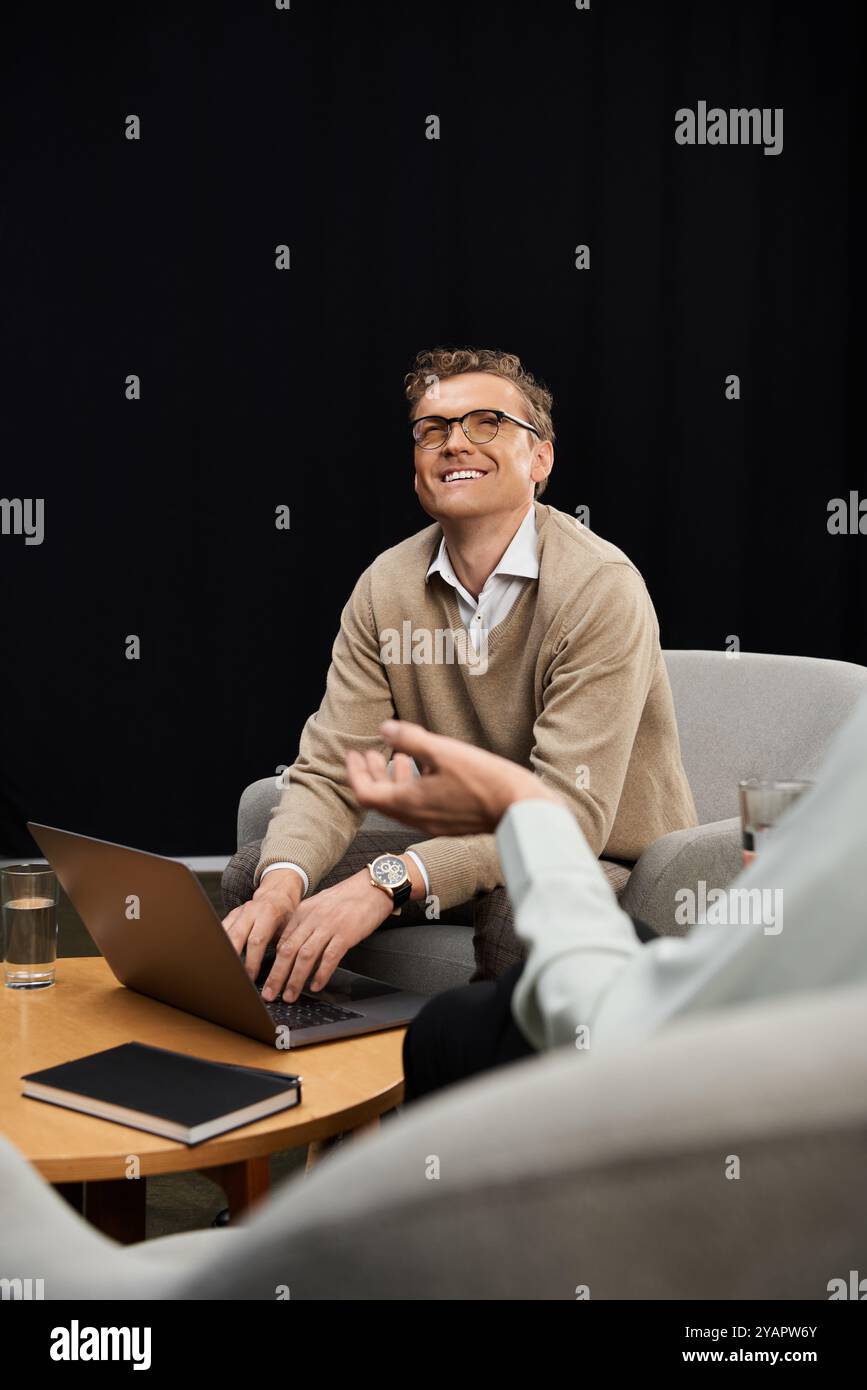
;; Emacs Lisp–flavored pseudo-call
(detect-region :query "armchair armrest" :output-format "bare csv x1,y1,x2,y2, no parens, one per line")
237,777,283,848
618,817,742,937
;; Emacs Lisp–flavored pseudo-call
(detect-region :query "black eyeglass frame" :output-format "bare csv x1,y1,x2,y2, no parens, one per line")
411,408,542,450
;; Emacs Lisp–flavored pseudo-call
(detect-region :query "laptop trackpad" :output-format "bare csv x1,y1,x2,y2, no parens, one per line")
252,953,399,1002
317,968,401,1004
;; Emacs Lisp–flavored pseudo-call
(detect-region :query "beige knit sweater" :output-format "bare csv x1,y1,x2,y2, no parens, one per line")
256,502,697,908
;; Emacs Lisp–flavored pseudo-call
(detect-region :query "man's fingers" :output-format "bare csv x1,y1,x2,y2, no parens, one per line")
345,749,369,792
309,940,344,993
348,738,429,807
242,901,288,979
347,759,402,811
391,751,414,783
282,930,328,1002
379,719,440,769
243,926,277,981
224,902,256,954
347,749,390,801
262,919,311,1000
363,749,390,781
349,758,440,830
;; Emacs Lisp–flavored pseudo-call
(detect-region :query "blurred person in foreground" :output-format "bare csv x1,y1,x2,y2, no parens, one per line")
346,702,867,1102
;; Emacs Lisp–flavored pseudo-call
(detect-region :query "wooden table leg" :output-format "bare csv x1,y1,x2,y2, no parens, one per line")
205,1155,271,1219
83,1177,147,1244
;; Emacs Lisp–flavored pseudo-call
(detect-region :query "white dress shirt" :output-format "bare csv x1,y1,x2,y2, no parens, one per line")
262,504,539,899
424,501,539,653
503,689,867,1052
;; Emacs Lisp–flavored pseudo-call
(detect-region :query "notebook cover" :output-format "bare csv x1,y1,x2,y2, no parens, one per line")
22,1042,300,1126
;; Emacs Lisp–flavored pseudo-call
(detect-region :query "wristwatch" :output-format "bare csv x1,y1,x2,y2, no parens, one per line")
367,853,412,916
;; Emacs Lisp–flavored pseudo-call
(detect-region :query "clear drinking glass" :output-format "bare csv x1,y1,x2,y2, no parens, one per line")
738,780,812,868
1,863,59,989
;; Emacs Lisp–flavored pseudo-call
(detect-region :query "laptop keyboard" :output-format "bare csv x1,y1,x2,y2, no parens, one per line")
263,993,364,1031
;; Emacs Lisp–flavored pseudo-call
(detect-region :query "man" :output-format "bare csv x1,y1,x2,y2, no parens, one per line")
345,703,867,1101
222,346,696,1003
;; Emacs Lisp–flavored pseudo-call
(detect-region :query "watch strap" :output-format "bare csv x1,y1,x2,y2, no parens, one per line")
389,876,412,912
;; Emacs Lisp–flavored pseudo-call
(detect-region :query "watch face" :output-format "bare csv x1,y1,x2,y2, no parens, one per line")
372,855,406,888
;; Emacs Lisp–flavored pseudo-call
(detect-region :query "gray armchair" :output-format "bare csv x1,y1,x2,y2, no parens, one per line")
232,651,867,986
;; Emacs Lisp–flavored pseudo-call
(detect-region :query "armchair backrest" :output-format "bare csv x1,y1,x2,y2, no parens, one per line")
663,650,867,825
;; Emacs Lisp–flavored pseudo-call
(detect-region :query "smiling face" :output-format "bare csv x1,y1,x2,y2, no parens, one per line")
412,372,553,524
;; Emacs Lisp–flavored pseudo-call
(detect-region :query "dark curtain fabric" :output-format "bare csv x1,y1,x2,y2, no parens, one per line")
1,0,863,855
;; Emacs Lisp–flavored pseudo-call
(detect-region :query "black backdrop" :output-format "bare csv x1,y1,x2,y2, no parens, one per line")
1,0,864,857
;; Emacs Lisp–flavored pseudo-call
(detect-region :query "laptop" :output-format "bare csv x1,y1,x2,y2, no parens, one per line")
27,822,428,1049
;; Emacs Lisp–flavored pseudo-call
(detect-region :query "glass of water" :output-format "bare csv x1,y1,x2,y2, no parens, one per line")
1,863,59,989
738,780,812,868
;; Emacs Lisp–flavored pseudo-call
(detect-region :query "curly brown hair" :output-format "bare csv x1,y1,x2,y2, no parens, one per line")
404,346,555,498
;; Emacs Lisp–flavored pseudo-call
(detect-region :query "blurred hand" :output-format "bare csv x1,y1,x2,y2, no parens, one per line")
346,719,565,836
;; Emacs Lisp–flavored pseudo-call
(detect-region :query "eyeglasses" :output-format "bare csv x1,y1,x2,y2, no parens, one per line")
411,408,541,451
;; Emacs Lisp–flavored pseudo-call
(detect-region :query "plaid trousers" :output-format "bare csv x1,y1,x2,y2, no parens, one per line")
221,830,631,984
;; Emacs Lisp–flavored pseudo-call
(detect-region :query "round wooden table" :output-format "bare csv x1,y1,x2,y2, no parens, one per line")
0,957,406,1241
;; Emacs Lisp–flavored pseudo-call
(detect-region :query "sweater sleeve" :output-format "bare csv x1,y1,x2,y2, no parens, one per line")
254,567,396,891
530,562,658,856
402,830,503,913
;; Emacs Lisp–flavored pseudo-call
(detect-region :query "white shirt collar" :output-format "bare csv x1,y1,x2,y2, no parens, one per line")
425,502,539,595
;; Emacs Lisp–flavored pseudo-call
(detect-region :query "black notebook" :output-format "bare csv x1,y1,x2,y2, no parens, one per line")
22,1042,302,1146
